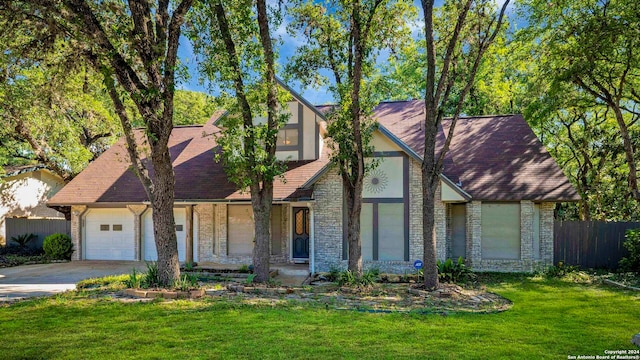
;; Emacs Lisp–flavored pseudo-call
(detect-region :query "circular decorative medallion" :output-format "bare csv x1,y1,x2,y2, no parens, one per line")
365,169,389,194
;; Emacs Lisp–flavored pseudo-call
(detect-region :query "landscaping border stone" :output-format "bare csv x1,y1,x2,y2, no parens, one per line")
123,288,205,299
603,279,640,291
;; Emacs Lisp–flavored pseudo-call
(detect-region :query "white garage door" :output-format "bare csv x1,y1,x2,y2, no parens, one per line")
143,208,196,262
84,208,135,260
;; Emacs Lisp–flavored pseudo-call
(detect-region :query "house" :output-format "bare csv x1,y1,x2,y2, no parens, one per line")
1,165,67,246
48,87,579,273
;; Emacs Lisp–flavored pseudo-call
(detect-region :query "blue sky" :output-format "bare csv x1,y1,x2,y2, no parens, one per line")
176,1,518,105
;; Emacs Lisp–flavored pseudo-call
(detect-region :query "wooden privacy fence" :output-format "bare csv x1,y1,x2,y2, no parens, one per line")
5,218,71,249
554,220,640,270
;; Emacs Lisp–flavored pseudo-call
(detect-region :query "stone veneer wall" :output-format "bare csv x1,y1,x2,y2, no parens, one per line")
467,201,555,272
313,159,445,274
70,205,87,260
194,204,215,262
313,168,344,272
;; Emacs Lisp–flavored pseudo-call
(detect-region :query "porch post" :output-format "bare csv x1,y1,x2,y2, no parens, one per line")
127,205,148,261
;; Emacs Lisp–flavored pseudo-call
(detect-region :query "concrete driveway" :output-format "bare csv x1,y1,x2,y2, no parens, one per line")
0,261,147,301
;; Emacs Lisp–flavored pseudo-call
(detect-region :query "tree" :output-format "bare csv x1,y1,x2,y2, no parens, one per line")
420,0,509,289
173,90,218,126
522,0,640,203
1,0,195,285
0,31,119,181
288,0,414,276
188,0,284,282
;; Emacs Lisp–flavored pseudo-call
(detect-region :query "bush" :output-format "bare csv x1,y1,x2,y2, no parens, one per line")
10,233,36,248
437,257,471,283
43,233,74,260
143,262,160,288
619,229,640,274
335,269,379,287
545,261,579,278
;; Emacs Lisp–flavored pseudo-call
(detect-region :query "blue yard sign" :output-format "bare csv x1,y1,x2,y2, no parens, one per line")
413,259,423,270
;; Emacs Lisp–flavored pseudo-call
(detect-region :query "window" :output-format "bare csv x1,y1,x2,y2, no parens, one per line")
377,203,404,261
481,203,521,260
358,203,405,261
277,128,298,146
112,224,123,231
100,224,109,231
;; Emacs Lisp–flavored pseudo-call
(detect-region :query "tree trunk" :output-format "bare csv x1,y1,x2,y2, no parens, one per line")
252,0,277,283
343,2,366,277
345,181,364,275
421,115,439,290
252,184,273,283
150,143,180,285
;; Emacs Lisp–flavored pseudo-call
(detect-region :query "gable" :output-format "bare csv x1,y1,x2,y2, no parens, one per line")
373,101,580,202
371,130,403,152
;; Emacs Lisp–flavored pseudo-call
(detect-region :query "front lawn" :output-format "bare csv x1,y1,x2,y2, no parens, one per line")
0,274,638,359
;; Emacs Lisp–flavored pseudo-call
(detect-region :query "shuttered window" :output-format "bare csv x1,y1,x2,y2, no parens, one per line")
228,205,254,256
481,203,521,260
228,205,283,256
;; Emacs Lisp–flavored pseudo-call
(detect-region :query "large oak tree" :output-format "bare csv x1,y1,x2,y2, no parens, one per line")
1,0,195,285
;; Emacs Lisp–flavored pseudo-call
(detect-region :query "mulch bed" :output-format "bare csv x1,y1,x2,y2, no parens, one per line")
118,280,512,314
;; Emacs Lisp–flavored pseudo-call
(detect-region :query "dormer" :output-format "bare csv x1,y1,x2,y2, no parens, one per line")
214,81,326,162
272,82,325,162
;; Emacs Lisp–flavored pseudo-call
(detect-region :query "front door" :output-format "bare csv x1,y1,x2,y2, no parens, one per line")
292,207,310,259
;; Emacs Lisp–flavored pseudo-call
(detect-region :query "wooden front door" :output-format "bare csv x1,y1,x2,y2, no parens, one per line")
292,207,310,259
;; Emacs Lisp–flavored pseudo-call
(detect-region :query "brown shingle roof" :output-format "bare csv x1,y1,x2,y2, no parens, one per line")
373,100,579,201
49,99,578,205
48,123,329,205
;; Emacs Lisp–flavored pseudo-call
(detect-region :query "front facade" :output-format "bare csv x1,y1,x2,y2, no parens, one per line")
50,86,579,273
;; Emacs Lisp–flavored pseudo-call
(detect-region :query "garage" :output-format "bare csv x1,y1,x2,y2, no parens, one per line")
84,208,135,260
143,208,197,262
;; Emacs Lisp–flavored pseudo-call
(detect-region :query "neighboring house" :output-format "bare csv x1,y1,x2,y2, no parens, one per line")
1,165,67,246
48,85,579,273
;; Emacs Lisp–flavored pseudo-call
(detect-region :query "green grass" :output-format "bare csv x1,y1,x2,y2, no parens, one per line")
0,275,638,359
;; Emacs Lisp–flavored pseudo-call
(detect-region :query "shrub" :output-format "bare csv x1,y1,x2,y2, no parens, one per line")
0,245,44,256
545,261,579,278
10,233,36,248
619,229,640,274
174,274,198,291
143,262,160,288
437,257,471,283
43,233,73,260
125,269,143,288
326,267,341,282
336,269,379,287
